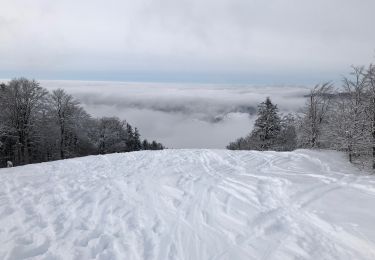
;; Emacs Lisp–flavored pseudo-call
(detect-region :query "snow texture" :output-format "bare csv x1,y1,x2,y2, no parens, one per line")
0,149,375,259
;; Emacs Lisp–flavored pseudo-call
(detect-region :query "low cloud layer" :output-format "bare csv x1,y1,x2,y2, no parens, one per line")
40,81,309,148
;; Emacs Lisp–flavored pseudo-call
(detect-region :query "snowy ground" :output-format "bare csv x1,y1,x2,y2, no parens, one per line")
1,150,375,260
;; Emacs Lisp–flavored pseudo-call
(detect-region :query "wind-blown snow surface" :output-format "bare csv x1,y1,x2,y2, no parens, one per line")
1,150,375,260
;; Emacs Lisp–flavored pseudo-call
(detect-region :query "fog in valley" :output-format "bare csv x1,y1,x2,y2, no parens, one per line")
41,80,308,148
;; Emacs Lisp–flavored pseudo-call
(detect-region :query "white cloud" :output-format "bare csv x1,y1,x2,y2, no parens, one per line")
0,0,374,81
39,80,308,148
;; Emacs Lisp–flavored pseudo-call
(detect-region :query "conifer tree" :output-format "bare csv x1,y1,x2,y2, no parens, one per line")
142,139,150,150
250,97,281,150
133,128,142,151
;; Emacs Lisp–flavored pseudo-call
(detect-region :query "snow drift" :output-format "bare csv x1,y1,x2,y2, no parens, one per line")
1,149,375,259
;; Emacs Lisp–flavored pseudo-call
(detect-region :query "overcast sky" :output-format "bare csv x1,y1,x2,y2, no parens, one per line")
0,0,374,83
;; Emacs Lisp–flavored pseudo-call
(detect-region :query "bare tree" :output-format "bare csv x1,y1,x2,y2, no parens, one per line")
298,83,333,148
0,78,164,168
95,117,128,154
364,64,375,169
48,89,81,159
0,78,48,165
329,67,368,162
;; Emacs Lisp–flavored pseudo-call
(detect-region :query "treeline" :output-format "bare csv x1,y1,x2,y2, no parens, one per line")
227,64,375,169
0,78,164,168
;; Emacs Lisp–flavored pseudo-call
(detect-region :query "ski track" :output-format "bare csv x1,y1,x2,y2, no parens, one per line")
1,149,375,259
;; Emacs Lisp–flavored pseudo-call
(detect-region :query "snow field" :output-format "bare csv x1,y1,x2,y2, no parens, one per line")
1,149,375,259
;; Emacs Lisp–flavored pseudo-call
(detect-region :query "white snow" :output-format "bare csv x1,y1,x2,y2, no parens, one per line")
1,149,375,260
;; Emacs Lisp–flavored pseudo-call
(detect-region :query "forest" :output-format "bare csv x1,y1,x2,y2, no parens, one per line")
0,79,164,168
227,63,375,169
2,63,375,169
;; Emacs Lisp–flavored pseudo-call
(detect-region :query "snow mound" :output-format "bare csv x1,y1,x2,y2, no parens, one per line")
1,149,375,259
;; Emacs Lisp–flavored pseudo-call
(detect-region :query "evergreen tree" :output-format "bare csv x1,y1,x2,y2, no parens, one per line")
226,137,250,150
151,141,159,150
250,97,281,150
142,139,150,150
125,124,135,151
133,128,142,151
226,97,290,151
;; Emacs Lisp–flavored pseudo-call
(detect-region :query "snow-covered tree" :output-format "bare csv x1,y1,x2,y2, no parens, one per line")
249,97,281,150
0,78,48,165
48,89,82,159
297,83,333,148
95,117,128,154
328,67,368,163
227,98,296,151
0,78,164,167
277,114,297,151
363,64,375,168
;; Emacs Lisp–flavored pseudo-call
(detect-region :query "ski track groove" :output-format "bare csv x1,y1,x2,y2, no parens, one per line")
0,149,375,259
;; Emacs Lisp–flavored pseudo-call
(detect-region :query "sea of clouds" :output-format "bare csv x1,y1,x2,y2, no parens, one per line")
40,80,310,148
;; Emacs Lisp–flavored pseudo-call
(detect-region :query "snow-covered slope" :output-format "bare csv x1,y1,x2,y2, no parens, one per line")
1,150,375,260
